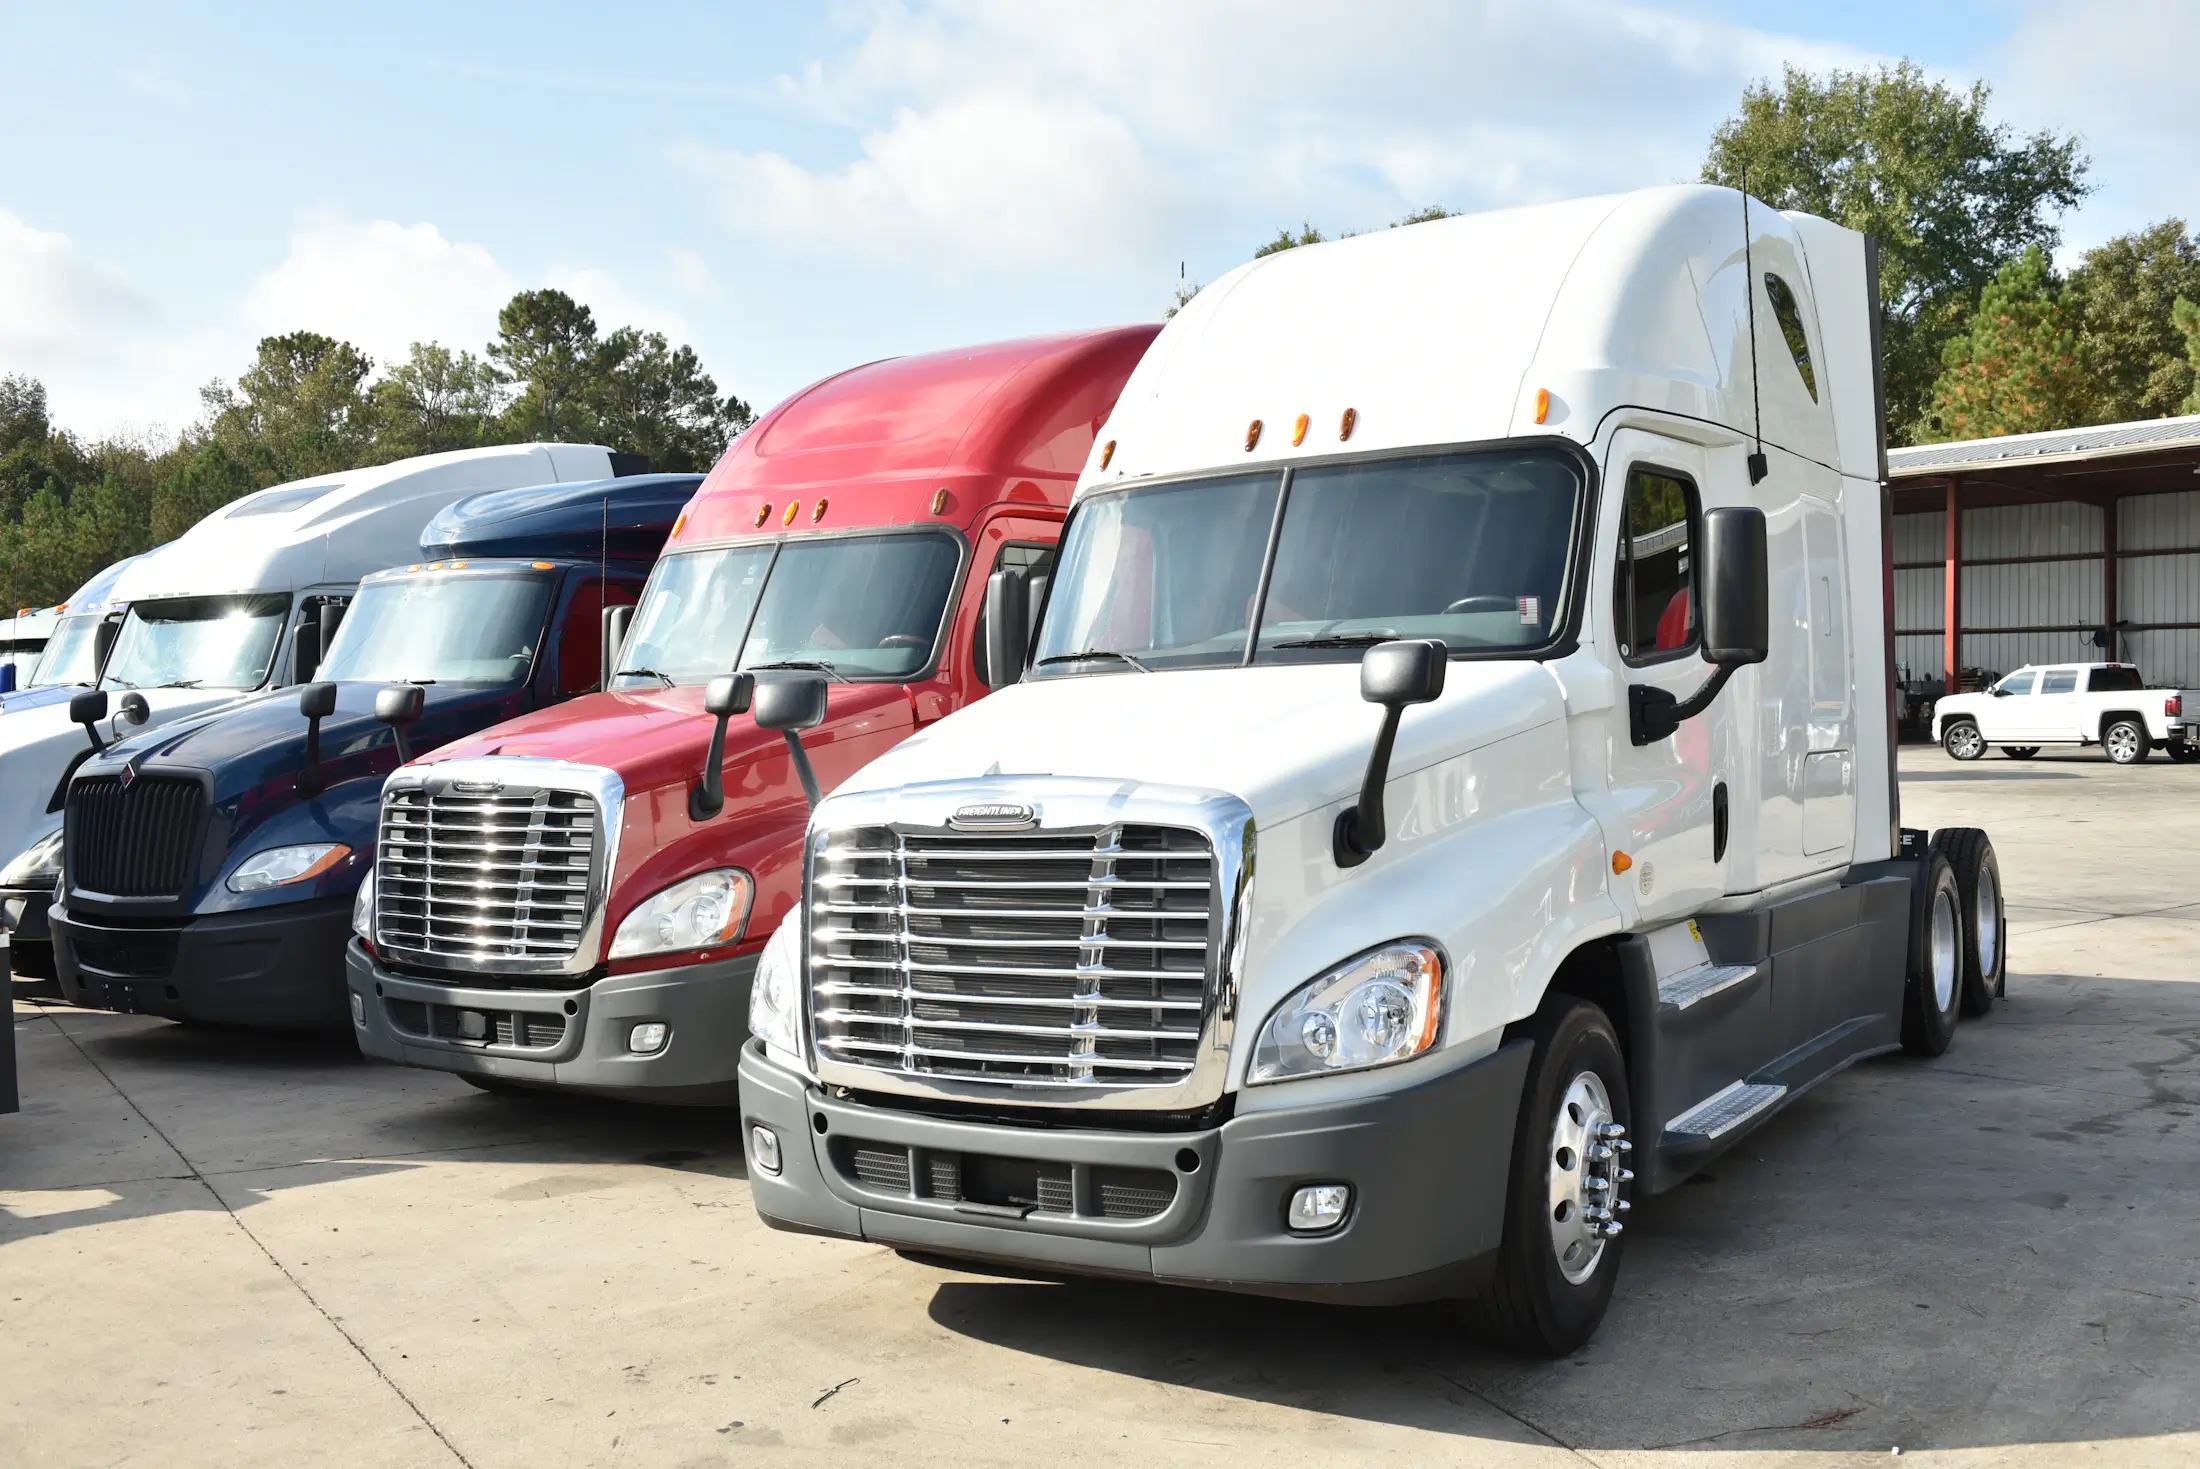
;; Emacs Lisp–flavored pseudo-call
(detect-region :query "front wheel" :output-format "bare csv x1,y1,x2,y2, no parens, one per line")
1931,828,2005,1016
2103,718,2150,764
1942,720,1985,761
1460,1000,1632,1357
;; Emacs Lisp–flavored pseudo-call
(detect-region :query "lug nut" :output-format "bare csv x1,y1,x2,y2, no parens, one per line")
1590,1144,1614,1162
1585,1176,1611,1192
1615,1199,1631,1213
1602,1221,1625,1238
1615,1139,1633,1153
1618,1168,1635,1184
1597,1122,1628,1140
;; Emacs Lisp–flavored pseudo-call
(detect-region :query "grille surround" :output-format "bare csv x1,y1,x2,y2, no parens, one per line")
371,758,623,977
66,773,211,901
803,780,1254,1113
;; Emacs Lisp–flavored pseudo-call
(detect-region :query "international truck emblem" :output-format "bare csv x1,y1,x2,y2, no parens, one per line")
949,801,1036,829
118,762,138,789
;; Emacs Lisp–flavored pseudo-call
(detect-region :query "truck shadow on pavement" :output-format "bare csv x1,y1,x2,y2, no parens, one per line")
923,973,2200,1455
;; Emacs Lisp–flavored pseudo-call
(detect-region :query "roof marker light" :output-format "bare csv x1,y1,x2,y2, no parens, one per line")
782,501,799,527
1292,414,1309,447
407,564,421,573
1100,440,1116,470
1534,388,1551,425
1339,408,1357,441
754,503,772,528
532,561,555,571
450,561,467,569
670,511,689,541
931,487,950,515
1245,419,1263,452
812,498,828,523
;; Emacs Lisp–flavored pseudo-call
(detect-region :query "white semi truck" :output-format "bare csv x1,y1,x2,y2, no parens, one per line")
736,186,2005,1355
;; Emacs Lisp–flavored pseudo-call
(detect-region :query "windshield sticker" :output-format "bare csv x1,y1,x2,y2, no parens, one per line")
1519,596,1541,625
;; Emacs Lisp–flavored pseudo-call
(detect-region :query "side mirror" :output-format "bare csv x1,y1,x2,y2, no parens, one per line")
317,598,347,662
47,690,112,813
118,692,150,727
753,673,830,809
1629,506,1768,746
92,618,120,676
689,672,756,821
298,681,339,796
982,567,1030,691
601,603,635,691
1334,640,1448,867
374,683,426,764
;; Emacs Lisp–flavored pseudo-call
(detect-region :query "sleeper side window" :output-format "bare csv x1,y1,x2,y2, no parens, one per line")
1763,273,1818,401
1611,466,1700,665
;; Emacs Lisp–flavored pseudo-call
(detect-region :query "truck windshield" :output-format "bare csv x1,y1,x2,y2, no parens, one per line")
100,594,291,692
614,531,962,686
1035,448,1585,673
317,573,552,686
28,614,103,688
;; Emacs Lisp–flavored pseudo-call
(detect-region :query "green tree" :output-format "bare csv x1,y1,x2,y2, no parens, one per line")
151,440,258,543
1391,206,1454,227
1703,61,2090,443
2172,297,2200,415
204,331,376,484
2064,221,2200,422
372,342,505,457
490,289,600,440
1918,246,2093,442
1254,222,1327,258
587,327,752,472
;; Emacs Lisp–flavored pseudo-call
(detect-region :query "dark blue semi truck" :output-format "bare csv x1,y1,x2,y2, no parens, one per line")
47,472,701,1030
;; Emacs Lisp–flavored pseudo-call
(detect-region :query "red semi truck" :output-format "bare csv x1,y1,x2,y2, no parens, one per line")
344,327,1157,1100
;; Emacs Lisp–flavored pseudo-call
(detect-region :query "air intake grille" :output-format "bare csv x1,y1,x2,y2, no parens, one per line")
67,775,207,898
809,824,1214,1088
374,787,598,963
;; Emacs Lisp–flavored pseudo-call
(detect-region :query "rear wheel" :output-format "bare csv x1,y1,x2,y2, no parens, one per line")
1930,828,2004,1016
2103,718,2149,764
1460,1000,1631,1357
1902,852,1964,1056
1942,720,1985,761
1999,746,2040,760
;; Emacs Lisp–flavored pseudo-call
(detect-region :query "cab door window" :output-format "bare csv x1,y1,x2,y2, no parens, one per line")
1612,467,1700,664
1994,672,2037,697
2040,669,2079,695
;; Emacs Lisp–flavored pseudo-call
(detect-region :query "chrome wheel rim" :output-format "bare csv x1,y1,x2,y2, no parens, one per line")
1932,886,1960,1013
1546,1071,1626,1285
1950,725,1982,759
2108,725,2139,761
1976,864,2001,979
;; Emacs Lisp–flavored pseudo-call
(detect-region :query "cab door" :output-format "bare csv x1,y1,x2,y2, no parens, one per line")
2033,666,2082,740
1600,431,1728,922
1980,670,2038,741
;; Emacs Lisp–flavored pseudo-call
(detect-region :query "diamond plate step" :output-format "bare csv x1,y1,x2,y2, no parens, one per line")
1656,962,1758,1012
1663,1080,1787,1144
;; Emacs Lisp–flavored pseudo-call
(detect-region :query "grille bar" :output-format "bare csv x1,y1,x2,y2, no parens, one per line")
808,823,1215,1088
375,786,601,965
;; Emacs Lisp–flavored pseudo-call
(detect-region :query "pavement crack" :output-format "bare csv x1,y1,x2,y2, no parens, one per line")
1421,1366,1601,1463
44,1014,475,1468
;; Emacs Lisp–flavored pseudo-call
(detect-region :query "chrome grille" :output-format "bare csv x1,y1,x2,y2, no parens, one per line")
808,824,1215,1088
374,787,599,963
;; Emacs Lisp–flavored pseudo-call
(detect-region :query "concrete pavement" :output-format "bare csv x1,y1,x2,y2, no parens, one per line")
4,743,2197,1466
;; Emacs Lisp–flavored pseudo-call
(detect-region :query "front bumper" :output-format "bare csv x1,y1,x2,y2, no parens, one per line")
739,1035,1533,1305
1,884,55,981
347,939,756,1104
50,896,354,1029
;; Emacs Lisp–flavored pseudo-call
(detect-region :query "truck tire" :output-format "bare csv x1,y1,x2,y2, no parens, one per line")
2102,717,2149,764
1901,851,1964,1056
1941,720,1985,761
1930,827,2004,1016
1999,746,2039,760
1459,999,1631,1357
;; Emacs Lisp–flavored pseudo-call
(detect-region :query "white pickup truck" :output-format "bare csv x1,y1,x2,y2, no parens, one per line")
1932,663,2200,764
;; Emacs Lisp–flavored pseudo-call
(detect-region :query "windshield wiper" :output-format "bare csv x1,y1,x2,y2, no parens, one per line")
1269,634,1400,650
1036,649,1153,672
749,659,850,683
614,668,675,687
153,679,202,689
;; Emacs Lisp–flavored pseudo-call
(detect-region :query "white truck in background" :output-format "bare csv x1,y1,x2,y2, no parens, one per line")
736,186,2007,1355
1932,662,2200,764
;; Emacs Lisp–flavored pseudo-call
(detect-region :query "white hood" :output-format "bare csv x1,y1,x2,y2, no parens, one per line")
841,659,1568,829
0,688,243,868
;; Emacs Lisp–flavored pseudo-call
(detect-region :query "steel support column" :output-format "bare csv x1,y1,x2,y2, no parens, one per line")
2102,495,2119,662
1943,480,1962,690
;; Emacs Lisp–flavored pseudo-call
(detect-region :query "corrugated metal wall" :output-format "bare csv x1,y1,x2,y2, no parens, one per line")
1892,491,2200,686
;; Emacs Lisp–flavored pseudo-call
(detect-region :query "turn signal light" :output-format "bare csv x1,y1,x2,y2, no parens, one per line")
782,501,799,526
931,487,950,515
1100,439,1116,470
753,503,771,528
813,498,828,523
1245,419,1263,452
1611,851,1633,875
1339,407,1357,441
1292,413,1309,447
669,512,688,541
1534,388,1551,425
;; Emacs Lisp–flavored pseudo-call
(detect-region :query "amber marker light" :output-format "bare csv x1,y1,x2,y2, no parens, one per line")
931,487,950,515
670,512,688,541
1292,414,1310,447
1534,388,1551,425
531,562,555,571
782,501,799,526
1611,851,1633,875
1100,439,1116,470
1339,407,1357,441
812,498,828,523
1245,419,1263,451
754,503,772,528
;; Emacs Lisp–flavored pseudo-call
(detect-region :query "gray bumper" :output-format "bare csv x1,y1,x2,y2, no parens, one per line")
738,1036,1532,1305
347,938,755,1104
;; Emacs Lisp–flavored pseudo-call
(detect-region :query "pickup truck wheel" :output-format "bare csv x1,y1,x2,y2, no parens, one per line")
1999,746,2040,760
1942,720,1985,761
2103,718,2149,764
1931,828,2004,1015
1901,852,1964,1056
1459,1000,1630,1357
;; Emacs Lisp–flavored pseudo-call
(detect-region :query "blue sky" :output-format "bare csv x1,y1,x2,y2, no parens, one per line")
3,1,2190,438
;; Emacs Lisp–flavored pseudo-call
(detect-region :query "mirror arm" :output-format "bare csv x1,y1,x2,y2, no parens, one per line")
1333,703,1407,868
689,713,732,821
301,715,326,797
783,732,822,809
1628,663,1741,747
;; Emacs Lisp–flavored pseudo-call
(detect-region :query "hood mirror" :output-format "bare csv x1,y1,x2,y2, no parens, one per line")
753,673,830,809
375,683,426,764
1334,640,1448,868
601,603,635,691
118,692,150,726
48,690,113,814
298,681,339,795
1629,506,1769,746
689,672,756,821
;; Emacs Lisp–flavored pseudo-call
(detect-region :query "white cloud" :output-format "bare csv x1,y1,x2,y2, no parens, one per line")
546,264,692,343
666,246,720,298
0,210,156,363
243,217,514,367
